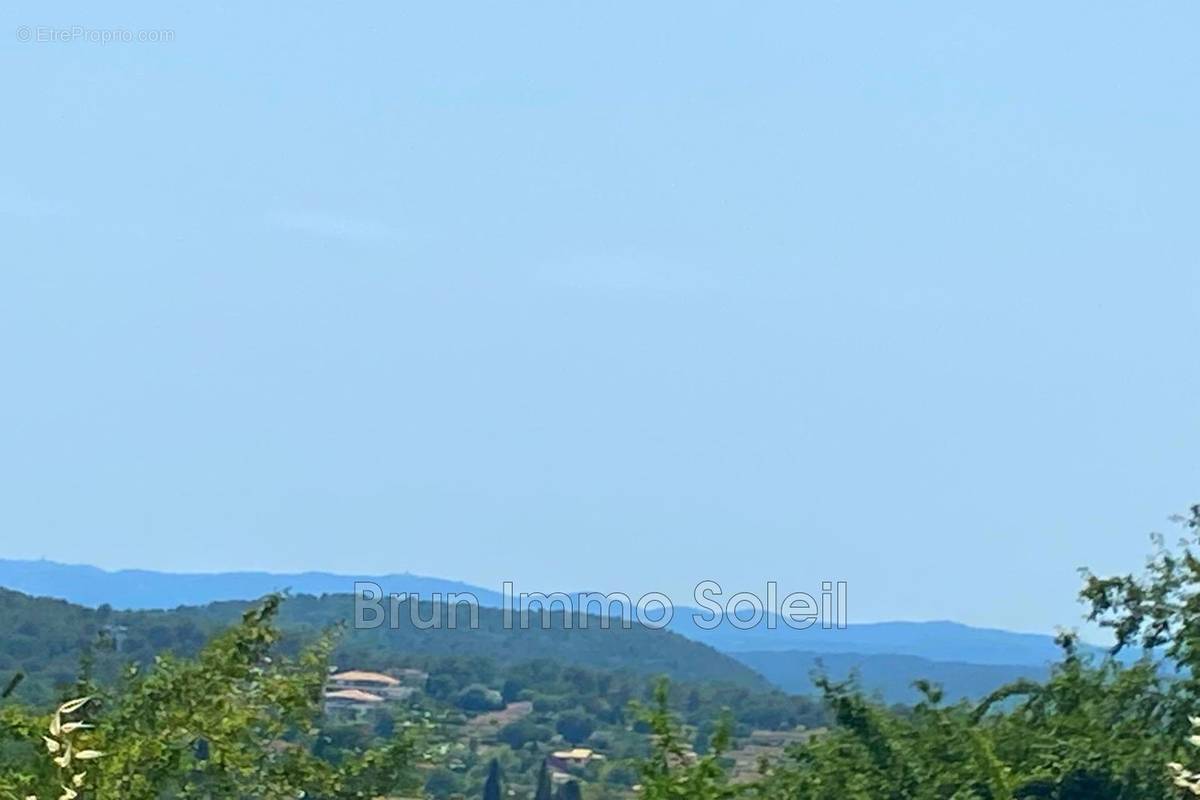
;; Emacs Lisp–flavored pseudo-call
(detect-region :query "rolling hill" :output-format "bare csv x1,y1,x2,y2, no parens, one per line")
0,586,767,704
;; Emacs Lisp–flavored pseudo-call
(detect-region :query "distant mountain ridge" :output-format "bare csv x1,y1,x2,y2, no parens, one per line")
731,649,1052,705
0,558,505,609
673,617,1098,667
0,559,1090,670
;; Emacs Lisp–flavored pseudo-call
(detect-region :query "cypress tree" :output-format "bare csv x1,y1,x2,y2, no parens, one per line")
483,758,502,800
534,758,553,800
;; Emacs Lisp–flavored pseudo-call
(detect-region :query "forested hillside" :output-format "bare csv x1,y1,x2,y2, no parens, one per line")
0,589,822,798
0,588,768,705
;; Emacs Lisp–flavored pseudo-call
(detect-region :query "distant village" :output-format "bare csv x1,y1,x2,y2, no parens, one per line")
322,666,811,797
324,667,611,792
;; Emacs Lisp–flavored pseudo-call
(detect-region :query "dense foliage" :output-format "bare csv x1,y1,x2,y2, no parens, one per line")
636,505,1200,799
0,596,417,799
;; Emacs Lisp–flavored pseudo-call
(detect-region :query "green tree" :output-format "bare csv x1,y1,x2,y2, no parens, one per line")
635,678,736,800
555,710,597,745
483,757,503,800
424,767,464,798
1,596,418,800
457,683,505,711
1081,504,1200,694
534,758,554,800
497,717,553,749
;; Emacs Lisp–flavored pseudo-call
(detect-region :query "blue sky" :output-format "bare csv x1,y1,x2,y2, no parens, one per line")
2,2,1197,633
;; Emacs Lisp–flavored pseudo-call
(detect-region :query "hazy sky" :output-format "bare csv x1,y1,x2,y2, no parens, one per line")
2,2,1197,633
